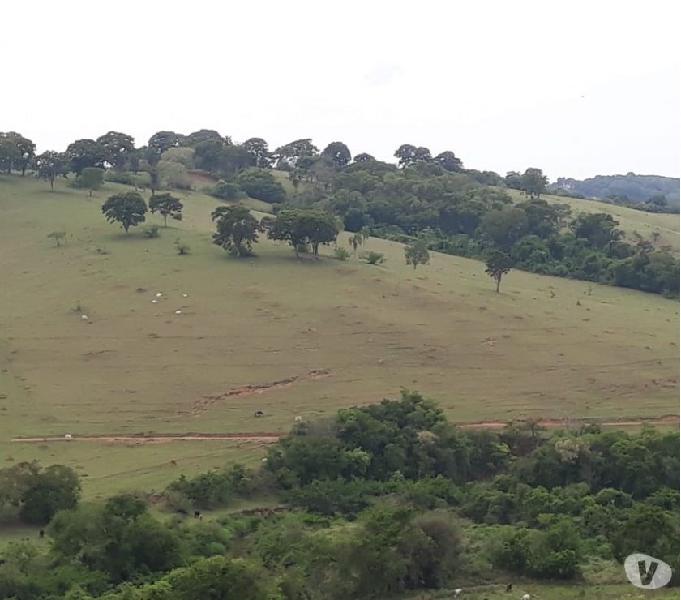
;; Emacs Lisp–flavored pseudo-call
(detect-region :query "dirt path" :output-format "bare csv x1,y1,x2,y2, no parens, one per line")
11,433,281,445
10,415,677,445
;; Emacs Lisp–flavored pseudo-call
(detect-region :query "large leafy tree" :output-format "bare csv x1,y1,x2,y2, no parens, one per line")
184,129,224,147
36,151,68,190
267,208,338,256
96,131,135,169
243,137,272,168
570,212,623,249
19,465,80,525
211,205,261,257
521,167,548,198
485,250,514,293
321,141,351,168
434,151,463,172
101,192,148,233
0,131,35,175
147,131,182,165
149,193,183,226
274,138,318,169
66,139,106,174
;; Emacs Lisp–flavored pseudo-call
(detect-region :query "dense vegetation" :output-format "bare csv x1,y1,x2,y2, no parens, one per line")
1,393,677,599
1,129,678,296
550,173,680,212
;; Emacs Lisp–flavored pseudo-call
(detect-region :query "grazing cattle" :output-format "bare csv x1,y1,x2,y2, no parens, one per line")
521,594,530,600
254,410,265,417
64,433,72,440
39,529,45,538
506,584,513,592
194,510,201,518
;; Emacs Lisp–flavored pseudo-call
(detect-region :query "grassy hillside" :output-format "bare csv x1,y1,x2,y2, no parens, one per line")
1,175,678,496
507,188,680,252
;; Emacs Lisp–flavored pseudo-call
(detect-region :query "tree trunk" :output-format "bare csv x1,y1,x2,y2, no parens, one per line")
496,276,501,293
164,214,168,227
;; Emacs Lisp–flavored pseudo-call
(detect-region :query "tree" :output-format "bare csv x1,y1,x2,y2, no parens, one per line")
353,152,375,163
434,151,463,172
36,151,68,190
274,138,318,169
405,238,430,270
349,229,369,253
394,144,417,168
0,132,35,175
478,206,529,250
236,168,286,203
211,205,260,257
267,208,338,257
168,556,274,600
96,131,135,169
149,193,183,226
147,131,182,165
570,213,623,249
66,139,106,174
520,168,548,198
485,250,514,293
0,132,22,173
101,192,148,233
243,138,272,168
321,141,351,168
19,465,80,525
76,167,105,197
184,129,224,147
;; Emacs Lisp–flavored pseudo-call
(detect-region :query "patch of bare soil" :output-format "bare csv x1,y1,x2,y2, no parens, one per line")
189,369,331,414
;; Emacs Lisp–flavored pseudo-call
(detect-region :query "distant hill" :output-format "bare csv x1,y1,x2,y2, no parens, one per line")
550,173,680,211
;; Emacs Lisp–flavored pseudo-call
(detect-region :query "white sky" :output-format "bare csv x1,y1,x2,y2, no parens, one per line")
2,0,679,180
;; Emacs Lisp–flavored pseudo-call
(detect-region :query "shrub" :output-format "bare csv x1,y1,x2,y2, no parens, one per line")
104,170,152,187
236,168,286,203
174,239,190,255
143,225,160,238
158,160,191,190
211,180,243,200
334,247,351,261
361,250,385,265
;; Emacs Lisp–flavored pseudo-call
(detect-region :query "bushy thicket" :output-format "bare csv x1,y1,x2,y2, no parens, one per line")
0,393,677,598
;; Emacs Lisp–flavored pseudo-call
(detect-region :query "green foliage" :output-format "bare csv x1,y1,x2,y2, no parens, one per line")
485,250,514,292
174,239,190,255
101,192,147,233
333,246,351,261
211,205,261,257
149,193,183,226
236,168,286,203
361,250,385,265
0,461,81,525
143,225,160,239
36,150,68,189
75,167,105,196
96,131,135,170
404,238,430,270
267,208,338,256
211,180,243,200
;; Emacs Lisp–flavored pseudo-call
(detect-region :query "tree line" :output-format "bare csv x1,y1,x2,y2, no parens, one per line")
3,128,678,296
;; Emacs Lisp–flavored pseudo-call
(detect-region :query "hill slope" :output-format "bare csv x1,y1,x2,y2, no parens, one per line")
1,175,678,495
550,173,680,208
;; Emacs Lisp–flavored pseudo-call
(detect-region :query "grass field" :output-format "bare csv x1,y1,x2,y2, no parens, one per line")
0,175,678,498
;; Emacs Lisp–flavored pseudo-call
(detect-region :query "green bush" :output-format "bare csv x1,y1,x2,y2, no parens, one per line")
211,180,243,200
236,168,286,203
361,250,385,265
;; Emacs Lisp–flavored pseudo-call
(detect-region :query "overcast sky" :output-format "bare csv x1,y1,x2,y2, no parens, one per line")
2,0,679,180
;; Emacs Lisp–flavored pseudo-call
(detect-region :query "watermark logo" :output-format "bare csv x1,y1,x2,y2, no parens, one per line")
624,553,672,589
